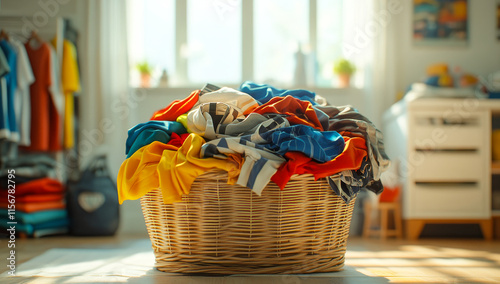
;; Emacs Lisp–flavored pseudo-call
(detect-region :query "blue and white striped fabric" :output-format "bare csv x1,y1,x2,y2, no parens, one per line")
201,136,285,196
188,102,291,140
201,118,345,196
316,105,391,181
245,124,345,163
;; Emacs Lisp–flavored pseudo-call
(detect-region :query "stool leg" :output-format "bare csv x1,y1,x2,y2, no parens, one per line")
380,207,388,240
406,220,425,241
394,203,403,239
363,202,372,239
479,219,493,241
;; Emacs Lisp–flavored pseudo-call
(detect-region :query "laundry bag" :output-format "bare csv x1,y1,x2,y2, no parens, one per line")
140,171,356,274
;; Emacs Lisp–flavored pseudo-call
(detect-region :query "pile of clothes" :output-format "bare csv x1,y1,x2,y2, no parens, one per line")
0,156,68,238
117,82,390,204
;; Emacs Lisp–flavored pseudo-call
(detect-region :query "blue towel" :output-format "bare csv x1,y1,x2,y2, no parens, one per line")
0,217,69,236
0,209,67,225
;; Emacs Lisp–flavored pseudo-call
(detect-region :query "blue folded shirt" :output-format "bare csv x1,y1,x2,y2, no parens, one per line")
239,81,317,105
244,124,345,163
125,120,187,157
0,209,67,225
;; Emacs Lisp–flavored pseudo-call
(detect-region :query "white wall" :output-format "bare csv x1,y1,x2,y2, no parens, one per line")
393,0,500,95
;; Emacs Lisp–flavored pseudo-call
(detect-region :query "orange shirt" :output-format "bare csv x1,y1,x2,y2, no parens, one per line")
150,90,200,121
4,178,65,196
0,193,63,203
271,137,368,189
252,95,324,131
24,42,53,151
0,200,65,213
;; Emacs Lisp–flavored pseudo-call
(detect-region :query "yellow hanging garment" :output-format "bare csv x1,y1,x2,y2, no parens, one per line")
51,39,80,149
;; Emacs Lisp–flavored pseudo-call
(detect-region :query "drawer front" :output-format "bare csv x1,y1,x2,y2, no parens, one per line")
412,152,483,182
412,125,483,149
411,183,488,219
410,111,485,150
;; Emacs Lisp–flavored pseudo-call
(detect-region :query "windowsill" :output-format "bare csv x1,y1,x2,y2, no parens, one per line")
132,86,364,94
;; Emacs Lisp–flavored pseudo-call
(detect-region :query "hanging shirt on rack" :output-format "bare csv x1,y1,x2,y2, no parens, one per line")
0,48,9,77
47,45,64,151
0,49,9,140
9,39,35,147
0,40,18,141
24,41,52,151
51,39,80,149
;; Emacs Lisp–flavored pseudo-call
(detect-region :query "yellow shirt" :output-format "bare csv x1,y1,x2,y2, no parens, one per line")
117,134,242,204
176,113,191,133
51,39,80,149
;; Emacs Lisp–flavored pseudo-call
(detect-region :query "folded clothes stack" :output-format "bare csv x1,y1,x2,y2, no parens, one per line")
0,156,68,238
118,81,390,204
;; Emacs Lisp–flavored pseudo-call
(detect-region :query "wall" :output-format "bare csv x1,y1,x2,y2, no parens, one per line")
0,0,85,39
0,0,148,236
392,0,500,96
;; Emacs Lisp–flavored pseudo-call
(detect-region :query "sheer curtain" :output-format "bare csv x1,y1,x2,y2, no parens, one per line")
342,0,398,126
81,0,131,177
81,0,147,235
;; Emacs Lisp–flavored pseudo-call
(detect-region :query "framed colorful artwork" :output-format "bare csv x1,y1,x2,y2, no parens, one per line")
413,0,468,46
497,2,500,40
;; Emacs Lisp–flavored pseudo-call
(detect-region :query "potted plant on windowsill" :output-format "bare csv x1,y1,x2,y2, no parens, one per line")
136,61,154,88
333,58,356,88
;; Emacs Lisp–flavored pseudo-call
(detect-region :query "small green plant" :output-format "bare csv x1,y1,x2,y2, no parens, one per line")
333,58,356,76
136,61,153,76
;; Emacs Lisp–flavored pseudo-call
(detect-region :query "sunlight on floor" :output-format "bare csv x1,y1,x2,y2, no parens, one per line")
346,242,500,283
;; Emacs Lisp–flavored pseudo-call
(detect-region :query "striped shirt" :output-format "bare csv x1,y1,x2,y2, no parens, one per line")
187,102,290,140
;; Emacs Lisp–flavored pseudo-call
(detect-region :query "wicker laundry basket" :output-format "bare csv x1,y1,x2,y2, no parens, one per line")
140,170,356,274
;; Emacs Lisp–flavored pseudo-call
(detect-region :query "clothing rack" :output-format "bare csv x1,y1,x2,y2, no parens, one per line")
0,15,64,69
0,15,71,182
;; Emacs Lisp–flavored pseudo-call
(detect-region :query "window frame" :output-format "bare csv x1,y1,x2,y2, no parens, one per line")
173,0,320,87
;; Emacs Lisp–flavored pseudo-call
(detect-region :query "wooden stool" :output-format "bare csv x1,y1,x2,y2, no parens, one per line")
363,201,403,239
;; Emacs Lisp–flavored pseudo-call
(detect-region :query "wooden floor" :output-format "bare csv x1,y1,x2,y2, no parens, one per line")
1,235,500,283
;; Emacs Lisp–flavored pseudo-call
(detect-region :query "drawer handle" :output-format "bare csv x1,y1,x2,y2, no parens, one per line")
416,117,479,126
415,181,477,187
415,149,478,153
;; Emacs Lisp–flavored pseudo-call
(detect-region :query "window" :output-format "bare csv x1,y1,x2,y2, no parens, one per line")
253,0,309,85
127,0,176,86
127,0,364,88
187,0,242,85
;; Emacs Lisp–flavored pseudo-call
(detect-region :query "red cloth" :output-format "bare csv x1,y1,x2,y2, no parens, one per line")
0,200,65,213
252,95,324,131
271,137,368,189
1,178,64,196
167,132,190,147
150,90,200,121
0,193,63,203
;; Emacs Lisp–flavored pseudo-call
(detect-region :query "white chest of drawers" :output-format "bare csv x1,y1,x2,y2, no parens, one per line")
383,96,496,240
